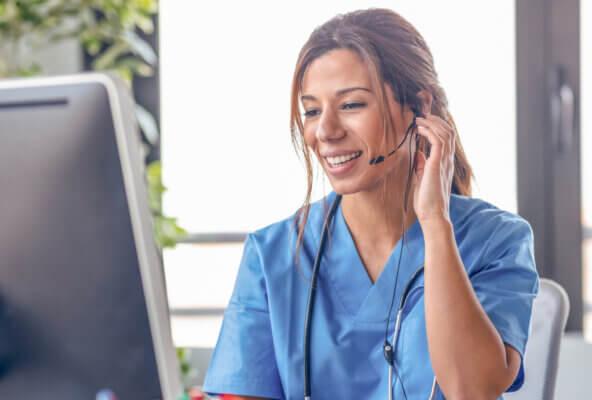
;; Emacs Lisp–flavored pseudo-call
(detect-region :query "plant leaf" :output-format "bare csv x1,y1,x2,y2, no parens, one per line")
114,56,153,77
92,40,128,70
135,103,159,145
122,29,157,65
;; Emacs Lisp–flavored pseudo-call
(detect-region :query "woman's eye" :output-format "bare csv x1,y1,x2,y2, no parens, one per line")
303,109,320,118
342,102,366,110
303,102,366,118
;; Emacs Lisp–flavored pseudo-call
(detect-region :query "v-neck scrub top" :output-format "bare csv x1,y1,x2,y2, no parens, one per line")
203,192,540,399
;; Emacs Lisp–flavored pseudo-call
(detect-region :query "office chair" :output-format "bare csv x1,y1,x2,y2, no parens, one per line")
505,278,570,400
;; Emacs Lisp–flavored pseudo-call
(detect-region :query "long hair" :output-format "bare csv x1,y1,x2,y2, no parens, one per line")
289,8,474,262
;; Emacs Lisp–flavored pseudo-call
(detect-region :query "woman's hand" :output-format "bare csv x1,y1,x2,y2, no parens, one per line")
412,114,455,225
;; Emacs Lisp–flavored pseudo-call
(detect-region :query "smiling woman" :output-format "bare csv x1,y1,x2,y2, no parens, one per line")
290,16,473,282
201,7,538,400
159,2,519,358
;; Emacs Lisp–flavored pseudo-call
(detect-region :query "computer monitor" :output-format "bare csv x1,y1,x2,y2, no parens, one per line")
0,73,183,400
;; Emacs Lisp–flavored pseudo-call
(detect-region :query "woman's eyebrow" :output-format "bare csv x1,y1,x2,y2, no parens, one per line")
300,86,372,102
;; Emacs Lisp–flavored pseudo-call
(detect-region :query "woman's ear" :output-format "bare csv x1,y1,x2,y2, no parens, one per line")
416,90,433,116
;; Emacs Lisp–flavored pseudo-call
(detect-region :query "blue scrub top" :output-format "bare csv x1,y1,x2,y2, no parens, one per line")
203,192,539,399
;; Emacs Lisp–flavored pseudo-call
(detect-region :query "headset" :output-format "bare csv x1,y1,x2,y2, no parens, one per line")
303,107,440,399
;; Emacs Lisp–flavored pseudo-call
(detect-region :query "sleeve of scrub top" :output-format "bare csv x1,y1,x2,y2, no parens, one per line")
469,217,540,393
202,233,283,399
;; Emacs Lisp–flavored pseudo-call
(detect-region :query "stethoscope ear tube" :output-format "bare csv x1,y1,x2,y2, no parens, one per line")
303,194,342,400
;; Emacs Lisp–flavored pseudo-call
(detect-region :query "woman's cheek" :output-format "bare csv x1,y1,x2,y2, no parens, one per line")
302,126,316,148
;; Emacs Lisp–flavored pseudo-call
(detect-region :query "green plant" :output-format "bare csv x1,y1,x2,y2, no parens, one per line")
0,0,187,248
0,0,192,393
148,161,188,248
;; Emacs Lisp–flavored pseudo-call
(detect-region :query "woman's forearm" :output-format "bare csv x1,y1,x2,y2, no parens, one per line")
421,218,516,399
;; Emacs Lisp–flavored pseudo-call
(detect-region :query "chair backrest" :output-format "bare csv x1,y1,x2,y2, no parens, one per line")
505,278,569,400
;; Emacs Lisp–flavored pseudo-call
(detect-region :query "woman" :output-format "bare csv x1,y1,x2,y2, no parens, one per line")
203,8,539,400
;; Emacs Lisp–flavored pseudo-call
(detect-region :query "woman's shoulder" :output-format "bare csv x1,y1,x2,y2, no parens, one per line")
450,195,539,296
450,193,533,234
450,194,536,267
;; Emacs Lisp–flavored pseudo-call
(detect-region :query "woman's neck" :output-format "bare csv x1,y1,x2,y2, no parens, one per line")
340,181,418,253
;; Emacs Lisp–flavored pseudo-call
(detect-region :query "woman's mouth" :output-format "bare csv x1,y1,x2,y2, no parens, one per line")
324,151,362,176
325,151,362,167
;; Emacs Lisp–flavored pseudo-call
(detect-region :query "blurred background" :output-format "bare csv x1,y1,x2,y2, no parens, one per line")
1,0,590,398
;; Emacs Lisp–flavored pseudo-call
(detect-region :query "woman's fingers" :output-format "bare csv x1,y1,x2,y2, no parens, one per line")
416,124,444,164
426,115,455,158
429,114,455,159
416,117,445,151
414,146,427,174
416,116,454,163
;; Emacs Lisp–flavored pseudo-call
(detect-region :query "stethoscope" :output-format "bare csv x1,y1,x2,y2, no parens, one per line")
303,109,440,399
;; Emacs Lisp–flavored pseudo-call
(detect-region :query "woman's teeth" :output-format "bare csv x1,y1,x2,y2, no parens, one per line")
326,151,362,166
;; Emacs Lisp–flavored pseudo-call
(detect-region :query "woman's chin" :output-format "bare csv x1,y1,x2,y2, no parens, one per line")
327,179,366,196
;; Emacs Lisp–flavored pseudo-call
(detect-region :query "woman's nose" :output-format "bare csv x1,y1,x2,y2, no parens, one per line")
316,109,346,142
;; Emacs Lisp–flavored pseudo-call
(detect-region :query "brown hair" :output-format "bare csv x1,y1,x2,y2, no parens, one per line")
289,8,474,261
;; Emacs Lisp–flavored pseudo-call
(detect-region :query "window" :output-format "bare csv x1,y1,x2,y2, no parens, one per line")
159,1,516,348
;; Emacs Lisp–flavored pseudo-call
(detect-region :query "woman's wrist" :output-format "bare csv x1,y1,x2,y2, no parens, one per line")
419,215,453,237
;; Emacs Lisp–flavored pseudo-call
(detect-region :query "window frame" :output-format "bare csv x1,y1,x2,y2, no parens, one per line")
517,0,583,331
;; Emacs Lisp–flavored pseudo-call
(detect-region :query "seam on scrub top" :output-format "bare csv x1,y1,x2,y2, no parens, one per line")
247,231,285,378
249,230,284,382
469,216,515,279
350,259,425,324
248,232,273,306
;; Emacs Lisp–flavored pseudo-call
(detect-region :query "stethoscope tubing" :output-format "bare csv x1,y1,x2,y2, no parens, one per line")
304,194,342,399
387,265,439,400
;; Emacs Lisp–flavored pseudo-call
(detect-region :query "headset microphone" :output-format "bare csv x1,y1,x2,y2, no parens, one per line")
369,108,423,165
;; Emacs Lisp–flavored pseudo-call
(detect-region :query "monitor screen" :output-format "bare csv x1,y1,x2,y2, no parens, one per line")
0,73,182,400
